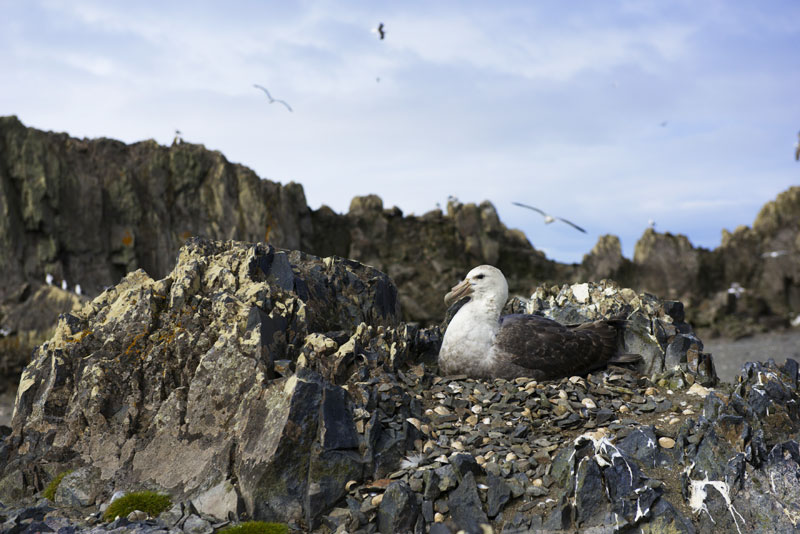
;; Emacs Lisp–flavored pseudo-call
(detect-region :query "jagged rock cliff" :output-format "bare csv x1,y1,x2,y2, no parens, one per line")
0,117,568,374
2,115,800,396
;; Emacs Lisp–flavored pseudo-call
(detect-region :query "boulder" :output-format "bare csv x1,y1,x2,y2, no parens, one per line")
1,238,408,528
525,279,715,384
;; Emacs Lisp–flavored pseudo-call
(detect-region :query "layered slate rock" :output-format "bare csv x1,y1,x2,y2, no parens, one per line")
525,279,715,384
0,238,404,528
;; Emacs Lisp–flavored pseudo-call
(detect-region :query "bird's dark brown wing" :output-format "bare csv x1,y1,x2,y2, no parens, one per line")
493,314,620,380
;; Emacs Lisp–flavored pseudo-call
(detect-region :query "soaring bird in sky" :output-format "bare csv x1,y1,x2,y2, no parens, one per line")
372,22,386,40
253,84,293,112
512,202,587,233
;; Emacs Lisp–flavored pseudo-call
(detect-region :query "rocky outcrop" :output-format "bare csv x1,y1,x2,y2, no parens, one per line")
2,238,800,534
0,115,312,300
525,280,714,384
579,234,633,284
310,196,567,324
592,187,800,335
1,239,409,528
0,117,569,397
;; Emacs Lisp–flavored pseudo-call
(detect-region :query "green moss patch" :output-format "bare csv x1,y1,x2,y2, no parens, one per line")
218,521,289,534
102,490,172,522
42,469,73,501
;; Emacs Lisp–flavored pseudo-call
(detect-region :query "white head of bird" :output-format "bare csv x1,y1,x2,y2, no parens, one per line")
445,265,508,317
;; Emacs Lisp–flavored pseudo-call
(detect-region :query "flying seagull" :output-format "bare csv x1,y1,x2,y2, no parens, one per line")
253,84,293,112
512,202,587,233
372,22,386,40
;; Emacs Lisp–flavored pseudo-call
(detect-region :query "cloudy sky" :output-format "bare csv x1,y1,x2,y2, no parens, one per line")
2,1,798,263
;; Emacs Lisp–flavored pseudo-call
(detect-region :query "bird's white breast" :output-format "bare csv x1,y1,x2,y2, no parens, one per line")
439,300,499,377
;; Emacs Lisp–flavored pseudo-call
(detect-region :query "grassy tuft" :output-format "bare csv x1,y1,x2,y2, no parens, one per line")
218,521,289,534
102,490,172,522
42,469,73,501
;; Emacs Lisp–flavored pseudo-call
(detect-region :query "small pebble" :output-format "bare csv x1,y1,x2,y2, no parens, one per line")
127,510,148,521
658,437,676,449
581,398,597,409
434,512,445,522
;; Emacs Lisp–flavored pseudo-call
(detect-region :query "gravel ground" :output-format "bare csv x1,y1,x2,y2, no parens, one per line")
702,329,800,383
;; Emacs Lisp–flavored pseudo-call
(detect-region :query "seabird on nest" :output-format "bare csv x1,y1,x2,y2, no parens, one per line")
512,202,587,233
438,265,636,380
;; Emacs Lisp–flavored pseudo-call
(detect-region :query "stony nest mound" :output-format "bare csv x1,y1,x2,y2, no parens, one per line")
1,239,799,534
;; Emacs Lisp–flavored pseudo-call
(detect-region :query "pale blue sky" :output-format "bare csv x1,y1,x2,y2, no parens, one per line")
2,1,798,263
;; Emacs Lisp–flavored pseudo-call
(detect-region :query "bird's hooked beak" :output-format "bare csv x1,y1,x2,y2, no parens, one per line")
444,278,473,307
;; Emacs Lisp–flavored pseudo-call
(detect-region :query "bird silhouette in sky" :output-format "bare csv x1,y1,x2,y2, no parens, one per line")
512,202,587,233
253,84,293,112
372,23,385,40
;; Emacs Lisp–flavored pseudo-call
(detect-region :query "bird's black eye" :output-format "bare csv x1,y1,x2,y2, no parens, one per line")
475,274,485,280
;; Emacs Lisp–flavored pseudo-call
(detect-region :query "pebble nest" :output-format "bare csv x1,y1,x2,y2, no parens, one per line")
330,362,716,533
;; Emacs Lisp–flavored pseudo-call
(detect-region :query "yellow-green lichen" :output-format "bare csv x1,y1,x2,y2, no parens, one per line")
218,521,289,534
102,491,172,521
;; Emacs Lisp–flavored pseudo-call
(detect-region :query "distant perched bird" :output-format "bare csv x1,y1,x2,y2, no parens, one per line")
439,265,637,380
372,22,386,40
45,273,53,286
512,202,587,233
647,219,656,229
173,130,183,145
75,284,83,296
761,250,789,259
61,280,68,291
727,282,745,298
253,84,293,112
795,131,800,161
